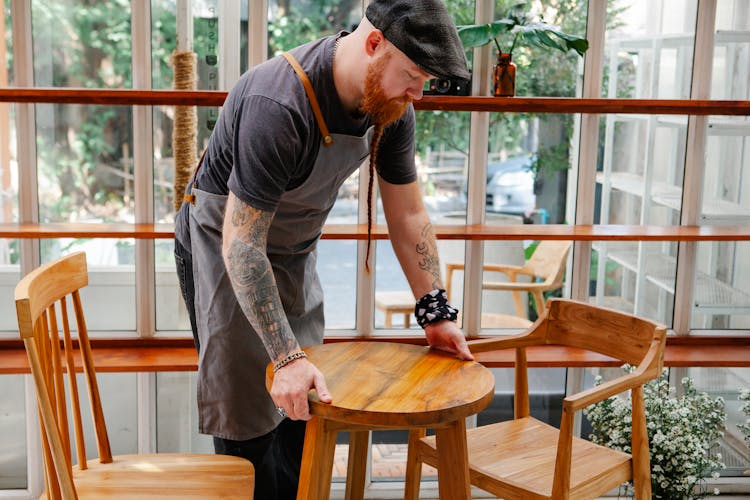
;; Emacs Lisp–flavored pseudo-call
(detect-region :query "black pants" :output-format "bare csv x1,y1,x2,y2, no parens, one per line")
174,238,306,500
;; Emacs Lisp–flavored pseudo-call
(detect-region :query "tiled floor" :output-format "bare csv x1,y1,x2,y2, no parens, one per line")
332,443,437,480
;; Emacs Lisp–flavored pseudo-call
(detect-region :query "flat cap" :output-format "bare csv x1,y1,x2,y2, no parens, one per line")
366,0,470,81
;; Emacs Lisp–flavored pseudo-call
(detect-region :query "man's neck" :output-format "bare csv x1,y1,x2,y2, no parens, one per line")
333,34,364,115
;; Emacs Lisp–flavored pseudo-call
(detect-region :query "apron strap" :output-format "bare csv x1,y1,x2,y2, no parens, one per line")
183,147,208,206
282,51,334,147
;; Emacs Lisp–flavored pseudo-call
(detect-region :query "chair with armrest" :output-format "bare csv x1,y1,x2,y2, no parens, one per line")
446,240,572,320
404,298,667,500
15,251,255,499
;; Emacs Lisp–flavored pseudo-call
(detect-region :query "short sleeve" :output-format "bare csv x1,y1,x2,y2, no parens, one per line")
227,95,309,212
375,106,418,184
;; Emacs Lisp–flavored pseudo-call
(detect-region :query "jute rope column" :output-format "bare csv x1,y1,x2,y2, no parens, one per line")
171,50,198,212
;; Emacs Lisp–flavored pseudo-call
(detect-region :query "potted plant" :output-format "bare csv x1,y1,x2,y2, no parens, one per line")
585,368,726,499
457,4,589,96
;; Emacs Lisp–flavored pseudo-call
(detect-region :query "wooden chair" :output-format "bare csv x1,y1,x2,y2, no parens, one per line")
15,252,255,499
446,239,572,319
405,298,667,500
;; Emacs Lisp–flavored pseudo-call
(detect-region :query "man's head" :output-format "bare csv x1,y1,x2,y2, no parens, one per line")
365,0,469,83
353,0,469,126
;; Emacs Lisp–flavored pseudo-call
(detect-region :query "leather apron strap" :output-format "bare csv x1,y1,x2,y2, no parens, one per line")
282,51,333,147
184,51,333,207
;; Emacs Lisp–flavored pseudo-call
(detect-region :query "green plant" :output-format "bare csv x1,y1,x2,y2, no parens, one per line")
585,369,726,499
738,389,750,449
456,3,589,58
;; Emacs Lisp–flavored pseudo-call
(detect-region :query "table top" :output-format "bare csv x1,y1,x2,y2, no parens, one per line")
268,342,495,427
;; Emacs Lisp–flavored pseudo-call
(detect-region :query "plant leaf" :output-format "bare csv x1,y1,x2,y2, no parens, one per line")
515,23,589,57
457,20,514,49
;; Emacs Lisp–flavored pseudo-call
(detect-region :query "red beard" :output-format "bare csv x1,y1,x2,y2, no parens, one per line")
359,52,412,127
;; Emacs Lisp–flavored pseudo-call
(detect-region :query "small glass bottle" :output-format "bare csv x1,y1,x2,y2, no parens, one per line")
493,52,516,97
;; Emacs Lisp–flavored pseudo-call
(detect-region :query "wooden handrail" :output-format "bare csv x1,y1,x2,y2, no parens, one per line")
1,88,749,115
1,222,749,241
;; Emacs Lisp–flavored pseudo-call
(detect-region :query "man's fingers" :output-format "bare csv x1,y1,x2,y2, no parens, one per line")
313,371,332,403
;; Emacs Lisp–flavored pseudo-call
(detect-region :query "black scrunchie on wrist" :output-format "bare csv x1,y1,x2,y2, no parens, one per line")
414,289,459,328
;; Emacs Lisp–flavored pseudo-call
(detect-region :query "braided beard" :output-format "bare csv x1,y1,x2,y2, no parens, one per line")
359,52,412,272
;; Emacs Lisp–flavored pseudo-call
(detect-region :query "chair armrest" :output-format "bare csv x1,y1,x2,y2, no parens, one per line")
482,263,525,276
467,324,545,353
563,346,663,413
563,371,645,413
482,280,546,292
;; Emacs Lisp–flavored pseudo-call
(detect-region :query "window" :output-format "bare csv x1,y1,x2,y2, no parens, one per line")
1,1,748,496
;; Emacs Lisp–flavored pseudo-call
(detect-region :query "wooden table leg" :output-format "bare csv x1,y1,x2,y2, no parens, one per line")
434,419,471,500
297,417,337,500
344,430,369,500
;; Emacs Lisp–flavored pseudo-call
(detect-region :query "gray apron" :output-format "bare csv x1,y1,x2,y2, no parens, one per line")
188,54,374,440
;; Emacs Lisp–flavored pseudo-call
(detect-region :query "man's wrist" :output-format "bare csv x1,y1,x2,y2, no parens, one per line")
414,288,458,328
273,349,307,372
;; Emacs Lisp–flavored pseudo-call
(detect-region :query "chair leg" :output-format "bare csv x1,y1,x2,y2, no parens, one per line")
404,428,426,500
344,431,369,500
631,387,653,499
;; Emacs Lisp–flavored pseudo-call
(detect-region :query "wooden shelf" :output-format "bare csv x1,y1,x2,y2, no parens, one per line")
0,88,748,116
0,336,746,374
1,222,749,241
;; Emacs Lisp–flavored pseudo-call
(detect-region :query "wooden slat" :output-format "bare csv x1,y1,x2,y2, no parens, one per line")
0,88,748,116
1,337,747,374
1,222,749,241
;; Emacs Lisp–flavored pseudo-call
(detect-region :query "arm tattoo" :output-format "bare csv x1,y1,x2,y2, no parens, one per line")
415,223,443,290
224,200,299,362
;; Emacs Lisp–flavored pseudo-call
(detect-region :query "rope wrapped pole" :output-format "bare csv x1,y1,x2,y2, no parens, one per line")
171,50,198,212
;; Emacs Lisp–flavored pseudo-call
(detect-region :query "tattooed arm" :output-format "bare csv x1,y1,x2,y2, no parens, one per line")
222,193,331,420
378,179,473,360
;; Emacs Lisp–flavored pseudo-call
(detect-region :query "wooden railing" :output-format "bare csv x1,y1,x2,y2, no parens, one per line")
1,87,749,115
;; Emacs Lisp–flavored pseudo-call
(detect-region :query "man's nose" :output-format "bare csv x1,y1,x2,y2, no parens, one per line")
406,85,423,101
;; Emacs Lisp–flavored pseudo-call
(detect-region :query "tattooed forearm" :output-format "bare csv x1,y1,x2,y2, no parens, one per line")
223,198,299,363
415,223,443,290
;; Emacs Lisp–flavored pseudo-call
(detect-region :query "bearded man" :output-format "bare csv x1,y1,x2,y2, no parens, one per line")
173,0,471,498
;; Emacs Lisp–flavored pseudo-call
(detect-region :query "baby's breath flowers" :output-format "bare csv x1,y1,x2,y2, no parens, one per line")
584,368,726,499
738,389,750,449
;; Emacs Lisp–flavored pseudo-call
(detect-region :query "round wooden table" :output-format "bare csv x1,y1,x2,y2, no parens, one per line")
267,341,495,500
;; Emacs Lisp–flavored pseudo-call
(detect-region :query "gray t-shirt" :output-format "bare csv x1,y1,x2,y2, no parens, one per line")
175,34,417,247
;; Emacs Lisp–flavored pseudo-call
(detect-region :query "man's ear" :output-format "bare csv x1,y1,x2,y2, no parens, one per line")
364,29,385,56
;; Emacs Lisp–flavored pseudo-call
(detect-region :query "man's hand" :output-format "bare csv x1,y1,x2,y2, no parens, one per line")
424,320,474,360
270,358,332,420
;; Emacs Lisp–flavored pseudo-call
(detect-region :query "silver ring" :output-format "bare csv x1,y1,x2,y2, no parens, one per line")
276,407,288,418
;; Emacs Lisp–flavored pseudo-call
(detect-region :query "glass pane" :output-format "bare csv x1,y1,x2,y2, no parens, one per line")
0,244,20,333
589,240,676,327
68,373,138,460
266,1,363,57
0,375,26,489
156,372,213,453
686,367,750,477
39,241,137,332
691,242,750,329
490,0,588,97
603,0,696,99
319,240,356,330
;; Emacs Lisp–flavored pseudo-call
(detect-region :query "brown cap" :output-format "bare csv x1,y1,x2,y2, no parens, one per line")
365,0,470,81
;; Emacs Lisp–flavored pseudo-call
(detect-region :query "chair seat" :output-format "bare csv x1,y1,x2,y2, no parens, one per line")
418,417,632,499
41,453,254,499
374,290,414,312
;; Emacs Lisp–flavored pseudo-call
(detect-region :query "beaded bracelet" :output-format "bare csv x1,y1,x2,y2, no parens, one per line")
273,350,307,372
414,288,459,328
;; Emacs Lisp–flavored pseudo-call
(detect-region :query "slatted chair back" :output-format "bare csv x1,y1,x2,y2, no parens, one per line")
15,252,110,500
523,240,572,290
